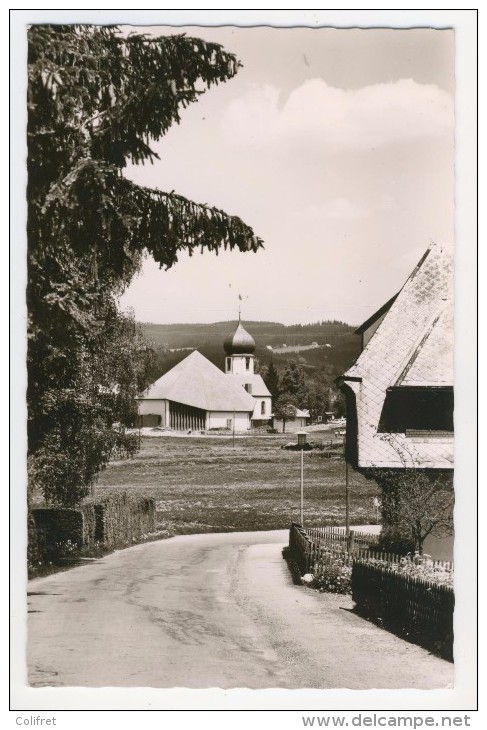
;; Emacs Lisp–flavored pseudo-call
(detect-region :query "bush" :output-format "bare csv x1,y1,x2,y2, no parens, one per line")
29,493,158,577
377,527,415,556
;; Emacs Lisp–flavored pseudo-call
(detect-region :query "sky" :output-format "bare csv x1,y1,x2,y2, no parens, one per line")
119,25,455,327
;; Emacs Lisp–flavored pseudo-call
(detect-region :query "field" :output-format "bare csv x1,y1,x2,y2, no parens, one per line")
96,432,381,536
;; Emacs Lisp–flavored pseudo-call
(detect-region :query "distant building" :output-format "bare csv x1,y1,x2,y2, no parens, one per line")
273,408,310,433
337,243,453,477
137,319,272,431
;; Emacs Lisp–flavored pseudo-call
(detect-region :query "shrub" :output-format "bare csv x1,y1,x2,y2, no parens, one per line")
29,493,158,576
377,527,415,556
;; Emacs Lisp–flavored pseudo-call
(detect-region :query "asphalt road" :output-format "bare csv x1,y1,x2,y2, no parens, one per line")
28,531,453,689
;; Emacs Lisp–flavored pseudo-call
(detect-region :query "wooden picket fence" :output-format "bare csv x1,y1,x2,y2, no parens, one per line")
289,523,380,573
288,523,454,660
306,525,379,551
352,560,454,660
289,523,453,574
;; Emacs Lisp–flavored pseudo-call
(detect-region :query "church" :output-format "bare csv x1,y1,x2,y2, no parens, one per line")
137,320,272,432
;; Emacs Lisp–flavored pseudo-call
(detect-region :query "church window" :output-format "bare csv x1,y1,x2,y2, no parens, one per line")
226,357,231,372
245,357,250,370
261,400,266,415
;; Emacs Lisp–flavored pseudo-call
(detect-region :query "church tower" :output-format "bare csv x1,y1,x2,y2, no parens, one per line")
223,318,256,375
223,318,272,424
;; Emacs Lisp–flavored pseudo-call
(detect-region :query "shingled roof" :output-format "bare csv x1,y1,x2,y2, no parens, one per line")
339,242,454,469
139,350,256,412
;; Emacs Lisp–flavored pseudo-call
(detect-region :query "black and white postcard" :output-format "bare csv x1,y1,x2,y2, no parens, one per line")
10,7,478,722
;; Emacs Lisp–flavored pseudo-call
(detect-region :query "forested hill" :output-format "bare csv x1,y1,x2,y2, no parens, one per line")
140,320,361,385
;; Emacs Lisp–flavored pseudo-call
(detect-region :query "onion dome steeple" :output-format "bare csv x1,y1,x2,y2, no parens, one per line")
224,319,256,355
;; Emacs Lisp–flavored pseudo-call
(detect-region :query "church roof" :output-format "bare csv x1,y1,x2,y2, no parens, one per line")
138,350,256,412
224,321,256,355
229,373,271,397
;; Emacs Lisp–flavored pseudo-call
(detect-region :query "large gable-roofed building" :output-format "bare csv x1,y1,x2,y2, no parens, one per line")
138,349,256,431
137,319,272,432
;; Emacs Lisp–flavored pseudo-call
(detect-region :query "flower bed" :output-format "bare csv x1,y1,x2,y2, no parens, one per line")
308,545,352,594
360,553,453,588
303,548,452,596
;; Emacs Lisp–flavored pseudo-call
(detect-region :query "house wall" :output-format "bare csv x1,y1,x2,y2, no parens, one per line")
208,411,251,431
344,380,454,470
273,416,309,433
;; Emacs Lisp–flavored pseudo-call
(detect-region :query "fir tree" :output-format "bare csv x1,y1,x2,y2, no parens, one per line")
263,360,280,399
27,25,263,505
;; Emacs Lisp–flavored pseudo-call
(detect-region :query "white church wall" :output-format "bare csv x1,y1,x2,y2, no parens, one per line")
208,411,250,431
252,396,272,420
226,354,254,376
137,398,169,426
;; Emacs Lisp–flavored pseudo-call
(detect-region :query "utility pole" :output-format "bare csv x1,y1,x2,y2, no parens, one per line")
300,447,304,526
297,432,307,526
232,408,235,448
344,435,350,534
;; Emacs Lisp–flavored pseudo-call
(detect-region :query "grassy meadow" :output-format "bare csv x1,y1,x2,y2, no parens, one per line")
96,432,381,536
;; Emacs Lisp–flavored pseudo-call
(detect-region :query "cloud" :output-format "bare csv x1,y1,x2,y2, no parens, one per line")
305,198,369,220
222,78,453,149
299,193,399,222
